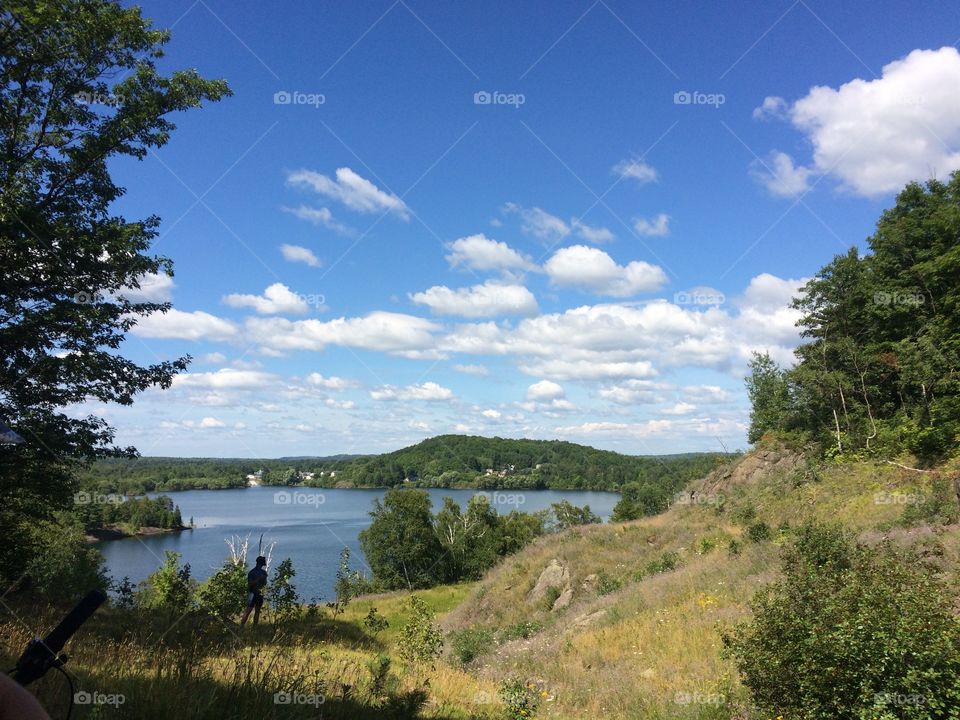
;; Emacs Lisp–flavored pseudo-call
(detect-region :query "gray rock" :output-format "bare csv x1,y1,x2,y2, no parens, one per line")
551,586,573,611
527,558,570,604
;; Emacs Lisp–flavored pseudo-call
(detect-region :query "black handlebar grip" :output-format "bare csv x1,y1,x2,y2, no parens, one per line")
41,589,107,655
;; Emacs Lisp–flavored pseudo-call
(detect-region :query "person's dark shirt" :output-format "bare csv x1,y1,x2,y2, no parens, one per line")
247,566,268,594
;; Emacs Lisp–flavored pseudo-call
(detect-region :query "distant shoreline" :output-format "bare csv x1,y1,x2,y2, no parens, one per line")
86,524,189,543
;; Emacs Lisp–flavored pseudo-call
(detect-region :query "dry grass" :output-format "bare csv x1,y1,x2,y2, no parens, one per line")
6,453,958,719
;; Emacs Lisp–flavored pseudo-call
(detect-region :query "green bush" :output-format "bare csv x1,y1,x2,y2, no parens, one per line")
746,521,771,543
641,551,681,578
195,561,246,619
138,551,194,613
25,513,108,601
696,537,717,555
499,677,541,720
398,596,443,666
500,620,542,641
363,607,389,636
723,522,960,719
448,626,494,665
727,538,741,556
266,558,300,622
596,570,623,595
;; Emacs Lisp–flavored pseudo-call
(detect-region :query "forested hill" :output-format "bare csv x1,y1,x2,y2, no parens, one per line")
350,434,728,490
80,435,733,494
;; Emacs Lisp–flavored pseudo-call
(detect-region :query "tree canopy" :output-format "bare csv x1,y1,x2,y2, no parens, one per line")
746,174,960,463
0,0,229,584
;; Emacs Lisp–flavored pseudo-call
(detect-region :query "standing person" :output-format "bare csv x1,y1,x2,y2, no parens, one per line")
240,556,268,626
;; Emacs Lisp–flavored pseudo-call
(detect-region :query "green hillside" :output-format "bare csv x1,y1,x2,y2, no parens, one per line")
79,435,733,495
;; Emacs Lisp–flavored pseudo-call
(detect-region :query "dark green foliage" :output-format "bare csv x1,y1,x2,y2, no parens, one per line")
0,0,229,587
24,513,109,600
723,522,960,719
745,353,794,443
138,551,193,614
266,558,300,622
745,175,960,462
448,626,494,665
359,490,446,590
362,607,389,636
548,499,601,530
360,488,546,590
746,521,772,543
195,561,246,620
641,551,681,577
73,493,184,532
611,481,671,521
78,438,731,494
397,596,443,666
595,570,623,595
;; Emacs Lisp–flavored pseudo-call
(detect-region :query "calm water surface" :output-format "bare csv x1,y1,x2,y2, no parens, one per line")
97,486,619,601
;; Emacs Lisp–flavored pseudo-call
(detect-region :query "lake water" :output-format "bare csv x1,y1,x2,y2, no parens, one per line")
97,486,619,601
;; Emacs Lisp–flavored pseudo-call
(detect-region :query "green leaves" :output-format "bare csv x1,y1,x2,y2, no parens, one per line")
748,173,960,462
0,0,228,585
723,522,960,719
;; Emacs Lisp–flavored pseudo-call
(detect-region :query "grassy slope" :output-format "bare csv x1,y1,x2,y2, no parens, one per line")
5,444,958,719
440,444,960,719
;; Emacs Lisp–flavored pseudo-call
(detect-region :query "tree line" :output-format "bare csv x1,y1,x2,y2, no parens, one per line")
746,174,960,464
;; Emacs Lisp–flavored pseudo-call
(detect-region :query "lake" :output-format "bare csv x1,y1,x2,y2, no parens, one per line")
97,486,619,601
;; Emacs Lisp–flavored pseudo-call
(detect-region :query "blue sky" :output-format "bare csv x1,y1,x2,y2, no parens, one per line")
94,0,960,457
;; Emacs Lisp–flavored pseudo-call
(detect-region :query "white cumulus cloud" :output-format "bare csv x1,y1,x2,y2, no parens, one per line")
445,233,536,273
370,382,454,401
544,245,667,297
632,213,670,237
280,243,321,267
613,158,658,184
758,47,960,197
222,283,311,315
132,309,238,341
287,167,410,219
409,281,538,318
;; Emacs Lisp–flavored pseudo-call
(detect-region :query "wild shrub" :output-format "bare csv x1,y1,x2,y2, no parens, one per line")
448,626,494,665
363,606,389,636
723,522,960,719
500,620,542,641
138,551,193,613
746,521,771,543
398,596,443,666
196,561,246,619
499,677,541,720
266,558,300,622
